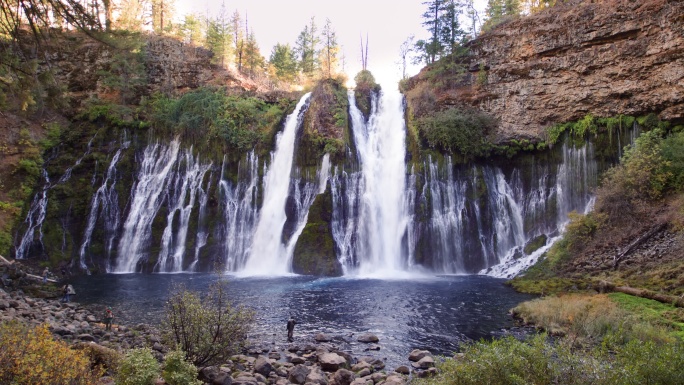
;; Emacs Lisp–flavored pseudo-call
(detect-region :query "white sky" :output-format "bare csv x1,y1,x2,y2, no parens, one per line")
175,0,487,87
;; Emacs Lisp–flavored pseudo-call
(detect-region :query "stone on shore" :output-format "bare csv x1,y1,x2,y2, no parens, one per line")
356,333,379,343
319,352,348,371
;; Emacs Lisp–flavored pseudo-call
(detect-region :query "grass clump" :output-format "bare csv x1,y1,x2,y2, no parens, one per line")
512,294,678,345
608,292,684,340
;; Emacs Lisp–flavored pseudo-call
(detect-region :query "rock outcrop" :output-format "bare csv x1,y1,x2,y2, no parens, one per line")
407,0,684,142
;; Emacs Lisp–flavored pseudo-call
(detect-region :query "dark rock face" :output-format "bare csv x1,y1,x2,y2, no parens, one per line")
292,190,343,277
407,0,684,142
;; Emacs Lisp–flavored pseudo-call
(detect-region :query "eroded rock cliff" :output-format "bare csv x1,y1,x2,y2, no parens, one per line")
406,0,684,143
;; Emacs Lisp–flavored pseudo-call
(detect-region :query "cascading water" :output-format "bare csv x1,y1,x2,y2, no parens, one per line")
79,148,124,272
413,141,599,279
331,89,411,277
240,93,311,275
114,140,211,273
155,150,212,273
220,153,260,271
14,168,50,260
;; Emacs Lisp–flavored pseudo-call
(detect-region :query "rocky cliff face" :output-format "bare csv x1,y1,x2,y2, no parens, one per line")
408,0,684,142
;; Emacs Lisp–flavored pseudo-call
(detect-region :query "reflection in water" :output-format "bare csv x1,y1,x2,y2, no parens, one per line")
73,274,534,368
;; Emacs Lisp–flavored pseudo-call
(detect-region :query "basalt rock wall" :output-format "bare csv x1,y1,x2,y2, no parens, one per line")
408,0,684,142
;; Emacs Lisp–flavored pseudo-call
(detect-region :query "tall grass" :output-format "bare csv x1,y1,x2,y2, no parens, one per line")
512,294,677,345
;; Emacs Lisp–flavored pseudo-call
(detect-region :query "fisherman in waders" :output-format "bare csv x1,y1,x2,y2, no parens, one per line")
287,317,296,342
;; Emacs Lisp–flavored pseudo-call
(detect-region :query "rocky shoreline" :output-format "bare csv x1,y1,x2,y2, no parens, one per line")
0,260,441,385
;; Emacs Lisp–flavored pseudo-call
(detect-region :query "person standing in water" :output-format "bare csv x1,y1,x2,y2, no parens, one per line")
286,317,296,342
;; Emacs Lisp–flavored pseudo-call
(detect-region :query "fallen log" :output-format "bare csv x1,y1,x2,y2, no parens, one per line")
0,254,59,283
596,280,684,307
613,222,667,269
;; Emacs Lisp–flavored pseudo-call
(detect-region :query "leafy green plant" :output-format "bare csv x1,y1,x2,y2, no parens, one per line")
115,348,160,385
162,349,202,385
161,281,255,366
415,107,497,159
0,322,103,385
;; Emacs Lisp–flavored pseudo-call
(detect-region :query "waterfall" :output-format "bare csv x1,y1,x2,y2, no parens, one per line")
14,168,50,260
155,150,212,273
240,93,311,275
220,153,260,271
78,148,124,272
189,172,211,271
114,141,180,272
334,89,410,277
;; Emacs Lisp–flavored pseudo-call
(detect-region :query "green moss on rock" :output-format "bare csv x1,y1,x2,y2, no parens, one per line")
291,188,342,276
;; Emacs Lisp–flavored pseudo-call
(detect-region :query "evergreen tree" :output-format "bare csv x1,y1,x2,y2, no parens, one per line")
151,0,175,34
319,18,339,79
295,17,319,77
179,14,203,45
269,43,298,83
482,0,521,31
439,0,464,55
205,2,232,66
413,0,466,64
243,31,265,77
115,0,147,31
231,10,245,71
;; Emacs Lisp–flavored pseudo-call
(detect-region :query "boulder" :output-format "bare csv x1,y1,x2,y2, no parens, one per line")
332,369,355,385
383,375,406,385
408,349,431,362
356,333,379,343
315,333,332,342
77,334,96,342
411,356,435,369
394,366,410,375
306,367,329,385
288,364,311,384
319,353,348,371
254,356,274,377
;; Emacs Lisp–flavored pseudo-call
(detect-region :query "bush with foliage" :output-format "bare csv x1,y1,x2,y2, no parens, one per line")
161,281,255,366
415,107,497,158
414,332,684,385
162,349,202,385
115,348,160,385
149,88,289,151
0,322,103,385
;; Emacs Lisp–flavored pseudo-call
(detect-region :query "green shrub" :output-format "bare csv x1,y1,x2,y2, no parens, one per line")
414,333,684,385
162,349,202,385
115,348,160,385
415,107,497,158
161,281,255,366
0,322,103,385
661,131,684,192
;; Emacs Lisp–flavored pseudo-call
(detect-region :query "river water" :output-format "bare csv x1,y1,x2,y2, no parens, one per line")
71,274,535,368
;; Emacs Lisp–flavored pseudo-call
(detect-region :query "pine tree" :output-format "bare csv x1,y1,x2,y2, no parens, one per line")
243,32,265,77
205,2,232,66
320,18,339,79
151,0,175,34
231,10,245,71
295,17,319,77
269,43,298,82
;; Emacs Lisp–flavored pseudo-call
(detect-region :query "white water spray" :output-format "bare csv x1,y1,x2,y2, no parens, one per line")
241,93,311,275
347,89,410,277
